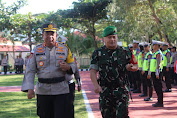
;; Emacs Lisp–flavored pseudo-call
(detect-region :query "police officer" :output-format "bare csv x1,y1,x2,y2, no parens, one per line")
138,43,145,96
19,55,24,74
128,44,133,88
162,43,171,92
90,26,138,118
132,40,141,93
170,46,177,85
21,23,75,118
25,54,30,67
149,40,164,107
1,55,8,75
66,54,81,118
14,56,19,74
141,43,153,101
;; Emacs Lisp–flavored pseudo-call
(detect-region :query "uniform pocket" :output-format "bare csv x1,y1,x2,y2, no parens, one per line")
36,55,47,68
55,54,67,67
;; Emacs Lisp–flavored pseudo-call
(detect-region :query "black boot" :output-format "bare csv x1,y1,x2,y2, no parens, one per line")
152,102,164,107
139,93,147,97
163,89,172,92
133,89,141,93
144,97,153,101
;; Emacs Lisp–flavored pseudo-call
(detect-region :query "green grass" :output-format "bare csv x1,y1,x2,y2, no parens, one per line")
0,92,88,118
0,74,38,86
0,75,88,118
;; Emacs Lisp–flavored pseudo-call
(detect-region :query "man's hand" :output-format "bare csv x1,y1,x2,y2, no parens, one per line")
60,62,71,71
78,86,81,92
147,75,151,79
141,71,145,75
126,64,138,72
94,85,102,93
27,89,35,99
166,67,169,72
156,75,159,79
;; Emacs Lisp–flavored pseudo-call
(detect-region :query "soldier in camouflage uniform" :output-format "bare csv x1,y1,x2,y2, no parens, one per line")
90,26,138,118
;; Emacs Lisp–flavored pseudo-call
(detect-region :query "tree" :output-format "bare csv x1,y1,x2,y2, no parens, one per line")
60,0,112,49
108,0,177,45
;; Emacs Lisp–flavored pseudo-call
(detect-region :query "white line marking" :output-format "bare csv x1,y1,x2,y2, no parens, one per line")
82,89,94,118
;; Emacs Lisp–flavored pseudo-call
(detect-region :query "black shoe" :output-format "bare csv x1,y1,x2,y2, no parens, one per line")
152,102,164,107
133,89,141,93
144,97,153,101
163,89,172,92
139,93,147,97
131,89,135,91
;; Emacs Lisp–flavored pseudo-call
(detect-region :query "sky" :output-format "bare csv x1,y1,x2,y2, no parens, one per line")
2,0,78,14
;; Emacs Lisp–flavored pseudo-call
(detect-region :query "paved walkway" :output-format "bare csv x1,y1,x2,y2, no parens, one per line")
1,71,177,118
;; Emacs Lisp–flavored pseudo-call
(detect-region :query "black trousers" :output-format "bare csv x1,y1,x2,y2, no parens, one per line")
170,67,177,84
152,72,163,104
68,82,75,118
163,67,171,89
142,71,148,95
15,65,19,73
132,70,141,90
128,71,133,87
3,66,7,74
19,65,23,73
37,94,70,118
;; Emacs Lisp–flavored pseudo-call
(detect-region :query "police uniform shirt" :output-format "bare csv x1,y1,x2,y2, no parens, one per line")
153,50,163,76
21,42,75,95
25,57,29,66
19,58,24,66
66,55,81,86
1,58,8,66
15,58,19,66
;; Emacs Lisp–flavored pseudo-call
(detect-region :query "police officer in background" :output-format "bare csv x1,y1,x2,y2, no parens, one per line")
149,40,164,107
138,43,145,96
132,40,141,93
21,23,75,118
15,56,19,74
90,26,138,118
170,46,177,85
162,43,172,92
19,55,24,74
1,55,8,75
141,43,153,101
25,54,30,67
66,54,81,118
128,44,133,88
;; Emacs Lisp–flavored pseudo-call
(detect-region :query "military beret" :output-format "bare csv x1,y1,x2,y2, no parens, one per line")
103,26,117,37
43,23,57,32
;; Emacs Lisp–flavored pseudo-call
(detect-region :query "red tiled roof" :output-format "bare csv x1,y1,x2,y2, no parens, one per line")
0,36,8,43
0,45,30,52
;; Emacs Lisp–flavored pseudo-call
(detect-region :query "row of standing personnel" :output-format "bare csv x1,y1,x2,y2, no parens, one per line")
0,55,25,75
128,40,177,107
14,55,25,74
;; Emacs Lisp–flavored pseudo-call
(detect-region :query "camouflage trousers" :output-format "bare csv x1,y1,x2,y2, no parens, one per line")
99,87,129,118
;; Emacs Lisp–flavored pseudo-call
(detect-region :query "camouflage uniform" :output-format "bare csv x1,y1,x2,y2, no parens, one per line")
90,45,132,118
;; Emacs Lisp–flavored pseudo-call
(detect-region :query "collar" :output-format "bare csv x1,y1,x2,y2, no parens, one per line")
43,42,58,47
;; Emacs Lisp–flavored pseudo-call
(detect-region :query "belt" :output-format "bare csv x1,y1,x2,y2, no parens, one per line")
38,77,65,84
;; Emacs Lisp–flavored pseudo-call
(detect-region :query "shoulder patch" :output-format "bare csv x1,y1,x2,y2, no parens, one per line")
156,54,160,59
166,52,170,56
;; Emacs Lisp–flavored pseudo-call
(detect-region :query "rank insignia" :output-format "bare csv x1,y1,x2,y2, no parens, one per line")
39,61,44,66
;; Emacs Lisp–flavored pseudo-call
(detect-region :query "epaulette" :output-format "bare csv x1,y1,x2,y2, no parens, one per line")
36,43,43,48
58,42,65,45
